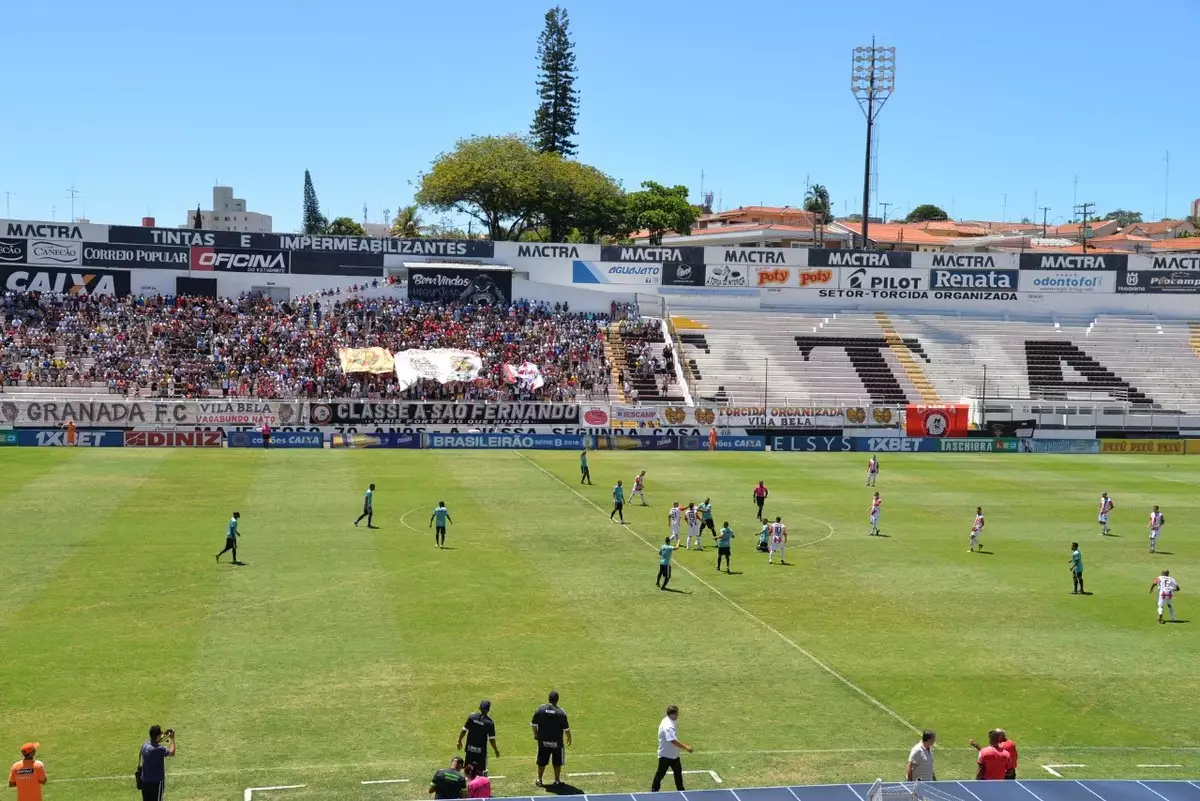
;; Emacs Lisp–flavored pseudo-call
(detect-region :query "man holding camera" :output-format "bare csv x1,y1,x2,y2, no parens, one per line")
138,725,176,801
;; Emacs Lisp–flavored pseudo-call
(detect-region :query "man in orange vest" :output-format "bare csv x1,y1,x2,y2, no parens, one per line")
8,743,47,801
65,418,77,447
708,428,718,452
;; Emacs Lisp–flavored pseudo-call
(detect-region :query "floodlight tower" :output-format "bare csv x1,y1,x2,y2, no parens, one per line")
851,39,896,249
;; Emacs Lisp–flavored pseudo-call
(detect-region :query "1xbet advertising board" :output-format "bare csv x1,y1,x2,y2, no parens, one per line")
16,429,125,447
406,267,513,304
852,437,938,452
1,266,131,297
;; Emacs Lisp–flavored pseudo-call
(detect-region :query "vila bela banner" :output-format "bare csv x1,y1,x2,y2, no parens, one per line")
905,405,969,438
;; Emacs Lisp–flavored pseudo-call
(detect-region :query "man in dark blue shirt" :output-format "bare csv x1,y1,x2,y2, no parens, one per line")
138,725,175,801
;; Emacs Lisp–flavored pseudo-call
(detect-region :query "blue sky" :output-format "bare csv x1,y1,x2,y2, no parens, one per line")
2,0,1197,231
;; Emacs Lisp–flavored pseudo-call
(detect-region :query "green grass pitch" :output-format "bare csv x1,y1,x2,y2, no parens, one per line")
2,449,1199,801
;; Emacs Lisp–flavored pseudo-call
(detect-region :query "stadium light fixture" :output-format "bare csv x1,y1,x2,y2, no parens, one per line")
850,38,896,248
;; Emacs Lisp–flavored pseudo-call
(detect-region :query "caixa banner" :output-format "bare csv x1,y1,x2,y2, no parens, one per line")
16,429,125,447
227,431,323,448
680,435,766,452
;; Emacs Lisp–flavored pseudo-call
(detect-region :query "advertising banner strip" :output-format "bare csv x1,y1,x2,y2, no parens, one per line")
0,400,305,428
227,431,323,448
330,433,421,449
905,405,970,438
425,433,586,450
1116,271,1200,294
935,438,1021,453
1127,254,1200,271
572,260,661,285
772,435,853,452
1,266,132,297
0,431,17,446
309,401,580,426
852,437,938,452
406,267,513,305
807,249,913,269
1028,439,1101,454
123,430,224,448
587,435,678,451
16,429,125,447
1099,438,1186,454
82,243,190,270
1018,253,1128,270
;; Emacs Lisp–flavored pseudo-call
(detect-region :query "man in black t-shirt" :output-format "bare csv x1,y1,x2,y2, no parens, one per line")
429,756,467,799
530,690,572,788
456,699,500,775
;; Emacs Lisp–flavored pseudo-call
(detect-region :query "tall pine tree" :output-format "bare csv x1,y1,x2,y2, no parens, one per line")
530,7,579,157
302,169,327,234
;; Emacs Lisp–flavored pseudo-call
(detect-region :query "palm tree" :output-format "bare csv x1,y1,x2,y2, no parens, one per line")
804,184,832,245
391,205,423,238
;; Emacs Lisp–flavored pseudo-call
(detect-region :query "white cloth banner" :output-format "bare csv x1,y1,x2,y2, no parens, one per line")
504,362,545,391
394,349,484,392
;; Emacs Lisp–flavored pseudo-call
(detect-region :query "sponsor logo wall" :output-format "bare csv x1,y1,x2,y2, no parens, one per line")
191,247,288,273
0,238,27,263
1128,254,1200,271
82,244,189,269
0,400,303,427
330,432,421,449
228,431,322,448
426,433,586,450
928,268,1018,299
0,267,131,297
406,267,513,304
308,401,580,427
1116,270,1200,294
704,264,749,287
660,261,705,287
1029,439,1101,454
1018,253,1126,270
905,404,970,438
28,239,81,266
1,219,109,242
754,266,796,288
853,436,939,452
1019,271,1114,293
808,249,912,268
572,261,661,285
124,430,224,447
600,245,704,263
1099,438,1186,454
16,429,125,447
835,267,929,298
772,435,853,452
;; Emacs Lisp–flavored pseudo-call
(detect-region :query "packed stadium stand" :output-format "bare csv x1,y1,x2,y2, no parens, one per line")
0,291,621,401
675,310,1200,413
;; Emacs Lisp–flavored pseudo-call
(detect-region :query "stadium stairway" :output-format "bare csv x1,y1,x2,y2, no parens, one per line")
604,325,633,403
874,312,942,404
1189,322,1200,360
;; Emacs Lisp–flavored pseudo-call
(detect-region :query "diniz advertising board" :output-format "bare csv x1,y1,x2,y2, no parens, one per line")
0,400,305,428
406,267,513,304
309,401,580,427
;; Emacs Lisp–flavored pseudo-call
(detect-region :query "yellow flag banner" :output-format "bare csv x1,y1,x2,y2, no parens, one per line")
338,347,396,375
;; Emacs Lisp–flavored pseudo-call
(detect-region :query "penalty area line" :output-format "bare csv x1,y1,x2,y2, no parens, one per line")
245,786,305,801
513,450,919,735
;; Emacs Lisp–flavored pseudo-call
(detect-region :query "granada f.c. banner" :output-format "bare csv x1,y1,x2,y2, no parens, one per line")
905,404,969,438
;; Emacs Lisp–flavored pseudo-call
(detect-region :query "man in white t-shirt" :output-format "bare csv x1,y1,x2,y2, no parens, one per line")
651,705,693,792
907,730,936,782
1151,570,1180,625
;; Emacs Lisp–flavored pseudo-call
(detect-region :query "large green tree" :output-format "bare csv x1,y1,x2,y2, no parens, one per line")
391,205,423,238
326,217,366,237
530,7,579,157
625,181,696,245
535,154,626,242
416,135,543,240
905,204,950,223
1103,209,1143,227
302,170,327,234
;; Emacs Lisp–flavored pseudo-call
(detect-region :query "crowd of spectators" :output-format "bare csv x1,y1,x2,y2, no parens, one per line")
0,288,627,402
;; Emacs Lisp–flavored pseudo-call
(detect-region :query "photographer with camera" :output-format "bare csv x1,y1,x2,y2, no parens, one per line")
137,725,175,801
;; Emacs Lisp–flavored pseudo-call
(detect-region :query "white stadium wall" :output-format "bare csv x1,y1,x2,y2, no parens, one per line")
2,217,1200,318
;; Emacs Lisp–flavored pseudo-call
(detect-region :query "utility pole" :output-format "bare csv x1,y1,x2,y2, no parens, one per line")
66,185,82,222
879,201,892,223
1164,150,1171,220
1074,201,1095,253
1002,193,1008,222
3,191,13,218
850,39,896,249
1040,206,1051,238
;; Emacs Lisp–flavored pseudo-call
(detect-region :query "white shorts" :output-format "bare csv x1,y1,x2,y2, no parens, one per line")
770,541,785,553
1099,513,1109,524
1158,596,1174,612
632,488,645,498
670,523,680,536
1150,528,1161,539
688,526,700,538
969,531,981,542
870,513,880,526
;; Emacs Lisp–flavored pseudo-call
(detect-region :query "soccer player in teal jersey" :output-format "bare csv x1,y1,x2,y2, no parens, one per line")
355,483,377,528
657,536,679,590
430,501,453,549
579,450,592,485
699,498,716,536
216,512,242,565
715,522,735,573
610,480,626,524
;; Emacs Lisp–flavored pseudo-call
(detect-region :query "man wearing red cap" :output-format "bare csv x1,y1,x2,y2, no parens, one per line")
8,743,46,801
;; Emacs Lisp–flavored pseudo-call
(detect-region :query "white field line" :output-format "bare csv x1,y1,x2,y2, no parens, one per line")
361,778,410,785
1042,764,1086,777
49,747,1200,784
514,450,919,734
1138,765,1184,768
568,771,615,777
683,769,723,783
244,786,305,801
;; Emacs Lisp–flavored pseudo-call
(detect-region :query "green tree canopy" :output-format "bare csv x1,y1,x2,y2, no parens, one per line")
302,169,327,234
535,154,627,242
416,135,543,240
1103,209,1144,227
905,204,950,223
804,184,831,221
326,217,366,237
531,7,579,157
391,205,423,238
625,181,696,245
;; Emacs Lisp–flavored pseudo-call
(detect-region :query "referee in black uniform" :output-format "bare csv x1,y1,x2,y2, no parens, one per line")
531,690,571,788
457,700,500,775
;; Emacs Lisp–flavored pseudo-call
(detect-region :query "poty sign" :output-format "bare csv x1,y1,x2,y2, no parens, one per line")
797,269,834,288
754,266,795,287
